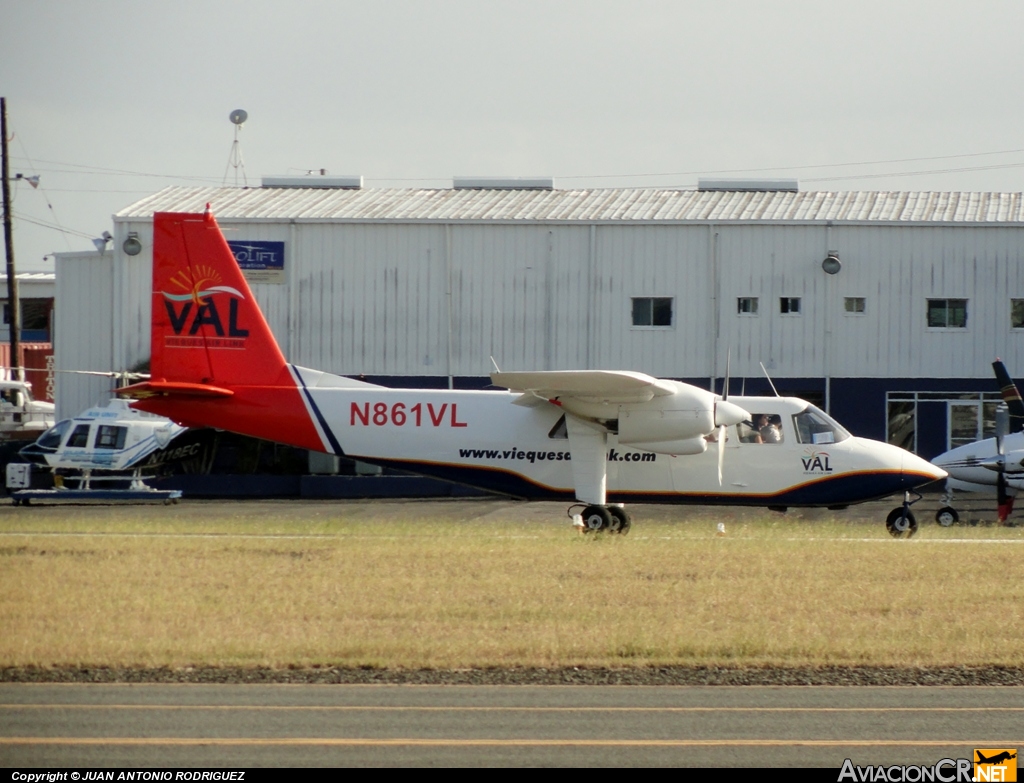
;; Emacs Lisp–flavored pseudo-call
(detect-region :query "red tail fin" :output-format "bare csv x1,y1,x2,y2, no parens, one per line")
120,209,330,452
150,208,288,388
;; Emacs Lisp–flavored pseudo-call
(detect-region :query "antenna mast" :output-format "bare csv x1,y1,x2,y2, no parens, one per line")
223,109,249,186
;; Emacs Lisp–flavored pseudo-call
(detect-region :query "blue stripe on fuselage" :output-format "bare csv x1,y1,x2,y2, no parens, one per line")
357,458,935,506
292,366,345,456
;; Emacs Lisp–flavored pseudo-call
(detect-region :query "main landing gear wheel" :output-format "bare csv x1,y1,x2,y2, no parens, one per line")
935,506,959,527
886,507,918,538
581,505,612,532
607,506,632,535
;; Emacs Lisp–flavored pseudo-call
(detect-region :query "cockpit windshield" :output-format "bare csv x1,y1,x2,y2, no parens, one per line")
791,405,850,445
35,419,71,451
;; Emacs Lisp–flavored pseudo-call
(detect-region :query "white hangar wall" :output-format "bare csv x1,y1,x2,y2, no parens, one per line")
716,224,1024,379
53,250,115,419
106,219,1024,382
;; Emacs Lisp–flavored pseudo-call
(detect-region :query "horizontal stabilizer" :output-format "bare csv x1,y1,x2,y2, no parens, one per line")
491,370,676,403
117,380,234,400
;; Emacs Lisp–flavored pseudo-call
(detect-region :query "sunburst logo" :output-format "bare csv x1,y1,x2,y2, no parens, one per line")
161,264,244,304
160,262,250,341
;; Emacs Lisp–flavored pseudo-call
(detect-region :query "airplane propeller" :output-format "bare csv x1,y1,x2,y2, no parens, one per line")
976,404,1018,522
995,405,1011,517
712,351,749,485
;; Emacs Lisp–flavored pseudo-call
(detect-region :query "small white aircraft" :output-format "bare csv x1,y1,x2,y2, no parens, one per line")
19,398,187,473
931,360,1024,525
117,208,946,536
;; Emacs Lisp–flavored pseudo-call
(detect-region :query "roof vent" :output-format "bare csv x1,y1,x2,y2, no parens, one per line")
453,176,554,190
698,178,799,192
261,176,363,189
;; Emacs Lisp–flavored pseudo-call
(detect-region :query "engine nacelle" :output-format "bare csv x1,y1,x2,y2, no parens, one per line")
982,449,1024,474
625,437,708,456
617,403,714,445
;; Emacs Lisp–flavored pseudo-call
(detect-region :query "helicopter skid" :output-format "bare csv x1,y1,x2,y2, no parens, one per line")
10,488,182,505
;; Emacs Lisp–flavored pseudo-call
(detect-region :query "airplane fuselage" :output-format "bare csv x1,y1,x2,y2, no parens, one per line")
139,370,941,508
933,433,1024,492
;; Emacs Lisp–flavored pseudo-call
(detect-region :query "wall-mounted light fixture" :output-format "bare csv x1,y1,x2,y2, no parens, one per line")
92,231,113,254
122,232,142,256
822,251,841,275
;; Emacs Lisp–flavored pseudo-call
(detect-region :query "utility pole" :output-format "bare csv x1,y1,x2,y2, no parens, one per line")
1,97,21,381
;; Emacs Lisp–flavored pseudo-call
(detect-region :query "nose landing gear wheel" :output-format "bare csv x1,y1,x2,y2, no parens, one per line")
886,507,918,538
581,505,612,532
935,506,959,527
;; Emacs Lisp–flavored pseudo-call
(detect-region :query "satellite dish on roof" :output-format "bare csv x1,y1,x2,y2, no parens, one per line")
224,110,249,186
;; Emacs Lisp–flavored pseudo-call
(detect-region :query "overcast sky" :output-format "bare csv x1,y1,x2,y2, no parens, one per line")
2,0,1024,270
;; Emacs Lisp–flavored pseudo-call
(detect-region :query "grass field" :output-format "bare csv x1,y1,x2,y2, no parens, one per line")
1,497,1022,670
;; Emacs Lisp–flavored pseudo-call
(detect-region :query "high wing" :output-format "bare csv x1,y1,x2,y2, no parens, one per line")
491,369,750,506
491,370,676,404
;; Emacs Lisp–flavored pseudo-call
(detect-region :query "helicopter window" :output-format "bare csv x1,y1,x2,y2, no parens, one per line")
36,420,71,450
95,425,128,450
66,424,91,448
792,405,850,445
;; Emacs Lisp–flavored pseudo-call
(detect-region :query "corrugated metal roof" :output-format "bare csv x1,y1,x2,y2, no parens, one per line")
0,272,55,282
115,186,1024,224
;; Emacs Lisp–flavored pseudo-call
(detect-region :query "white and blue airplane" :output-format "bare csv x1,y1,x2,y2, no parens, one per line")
116,208,946,537
931,360,1024,525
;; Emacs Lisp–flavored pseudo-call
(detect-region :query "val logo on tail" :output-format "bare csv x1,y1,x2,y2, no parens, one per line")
119,208,946,537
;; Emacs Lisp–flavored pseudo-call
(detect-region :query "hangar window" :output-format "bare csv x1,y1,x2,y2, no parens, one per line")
844,297,866,314
1012,299,1024,329
737,297,758,315
631,297,673,327
780,297,801,315
887,391,1001,455
2,297,53,341
927,298,967,328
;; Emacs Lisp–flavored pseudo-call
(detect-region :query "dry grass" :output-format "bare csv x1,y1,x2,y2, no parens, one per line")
1,499,1023,669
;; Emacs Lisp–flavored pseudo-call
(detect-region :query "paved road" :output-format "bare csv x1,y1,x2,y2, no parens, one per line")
2,684,1023,767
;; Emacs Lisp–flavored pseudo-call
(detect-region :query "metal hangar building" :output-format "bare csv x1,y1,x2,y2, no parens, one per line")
56,179,1024,460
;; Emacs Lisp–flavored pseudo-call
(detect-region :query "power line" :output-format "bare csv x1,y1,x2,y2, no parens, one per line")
803,161,1024,184
554,148,1024,181
8,156,223,183
12,211,95,241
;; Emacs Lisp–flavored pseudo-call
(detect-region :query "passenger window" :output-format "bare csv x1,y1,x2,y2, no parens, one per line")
739,413,784,444
95,425,128,450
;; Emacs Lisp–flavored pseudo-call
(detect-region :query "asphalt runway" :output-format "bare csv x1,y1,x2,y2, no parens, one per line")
2,684,1023,767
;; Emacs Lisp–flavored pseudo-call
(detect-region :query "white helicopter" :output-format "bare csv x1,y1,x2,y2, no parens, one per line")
9,396,191,503
931,360,1024,525
116,208,945,536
